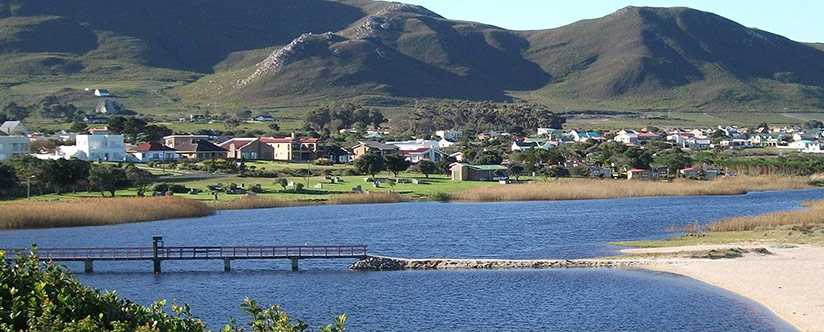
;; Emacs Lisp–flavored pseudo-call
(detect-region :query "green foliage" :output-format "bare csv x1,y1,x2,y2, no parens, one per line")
88,165,129,197
0,163,18,198
383,155,410,178
402,102,564,136
0,251,346,332
416,159,437,178
353,153,384,178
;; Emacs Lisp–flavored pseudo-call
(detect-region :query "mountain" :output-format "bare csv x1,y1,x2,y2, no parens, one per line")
1,1,823,111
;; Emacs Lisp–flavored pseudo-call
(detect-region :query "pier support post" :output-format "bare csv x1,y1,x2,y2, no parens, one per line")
290,257,299,272
84,260,93,273
224,259,231,272
152,235,163,274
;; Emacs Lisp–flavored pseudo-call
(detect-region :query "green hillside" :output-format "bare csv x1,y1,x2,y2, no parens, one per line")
0,1,823,115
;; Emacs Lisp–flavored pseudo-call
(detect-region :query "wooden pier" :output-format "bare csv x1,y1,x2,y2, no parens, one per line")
3,236,368,273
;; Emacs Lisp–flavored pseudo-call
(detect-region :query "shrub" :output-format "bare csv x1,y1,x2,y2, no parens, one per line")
0,252,347,331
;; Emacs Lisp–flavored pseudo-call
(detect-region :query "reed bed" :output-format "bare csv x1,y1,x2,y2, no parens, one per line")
708,199,824,232
209,197,318,210
0,197,215,230
326,192,406,205
451,176,812,202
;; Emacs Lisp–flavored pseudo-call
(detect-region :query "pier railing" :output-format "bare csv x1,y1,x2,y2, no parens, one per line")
2,237,368,273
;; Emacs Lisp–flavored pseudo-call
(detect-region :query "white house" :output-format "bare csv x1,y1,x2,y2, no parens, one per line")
385,139,441,163
130,142,178,162
94,89,111,97
59,133,126,161
803,143,824,154
0,132,29,161
0,121,29,136
570,130,604,142
614,130,639,145
438,138,457,149
435,129,462,141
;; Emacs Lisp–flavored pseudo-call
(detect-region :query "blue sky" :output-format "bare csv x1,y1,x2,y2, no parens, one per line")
402,0,822,43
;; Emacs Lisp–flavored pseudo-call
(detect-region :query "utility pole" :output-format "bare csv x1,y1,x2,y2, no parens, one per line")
27,175,34,199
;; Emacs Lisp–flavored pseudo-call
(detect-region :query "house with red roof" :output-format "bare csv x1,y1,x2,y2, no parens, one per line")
220,134,319,161
130,142,178,162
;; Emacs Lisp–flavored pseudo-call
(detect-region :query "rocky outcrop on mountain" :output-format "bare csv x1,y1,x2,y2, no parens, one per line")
235,32,343,88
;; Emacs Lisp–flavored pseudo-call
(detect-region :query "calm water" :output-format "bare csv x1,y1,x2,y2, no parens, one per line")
3,189,820,331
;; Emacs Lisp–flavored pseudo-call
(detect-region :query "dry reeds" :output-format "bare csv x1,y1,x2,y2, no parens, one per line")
209,197,316,210
210,192,405,210
0,197,214,230
326,192,405,205
708,199,824,232
451,176,812,202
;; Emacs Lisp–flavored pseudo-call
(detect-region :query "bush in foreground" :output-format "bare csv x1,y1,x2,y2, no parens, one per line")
0,251,346,332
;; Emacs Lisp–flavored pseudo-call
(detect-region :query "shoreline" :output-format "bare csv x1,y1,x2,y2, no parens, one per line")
351,244,823,331
627,245,824,332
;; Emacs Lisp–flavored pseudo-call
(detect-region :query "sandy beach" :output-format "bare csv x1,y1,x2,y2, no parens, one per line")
630,245,824,332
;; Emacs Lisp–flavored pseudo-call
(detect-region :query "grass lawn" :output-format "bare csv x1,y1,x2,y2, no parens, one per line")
611,226,824,248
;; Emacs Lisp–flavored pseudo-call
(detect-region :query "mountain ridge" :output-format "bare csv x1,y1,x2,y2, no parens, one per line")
1,1,823,111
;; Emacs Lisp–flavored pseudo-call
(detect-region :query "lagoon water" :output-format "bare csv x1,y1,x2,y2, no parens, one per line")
3,189,821,331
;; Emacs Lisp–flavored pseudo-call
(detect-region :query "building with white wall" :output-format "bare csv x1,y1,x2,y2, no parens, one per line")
59,133,126,161
0,132,29,161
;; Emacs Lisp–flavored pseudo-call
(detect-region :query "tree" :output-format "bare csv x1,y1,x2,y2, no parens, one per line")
509,163,525,182
224,117,242,130
369,110,385,129
139,125,173,142
416,159,437,178
88,166,128,197
305,108,332,131
654,149,693,176
69,121,87,133
473,150,503,165
0,163,18,198
384,154,410,178
354,153,385,178
277,178,289,191
2,102,30,120
268,122,281,132
126,165,154,196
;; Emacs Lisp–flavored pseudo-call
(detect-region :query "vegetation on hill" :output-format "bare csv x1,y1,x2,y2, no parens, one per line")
1,1,822,111
0,251,347,331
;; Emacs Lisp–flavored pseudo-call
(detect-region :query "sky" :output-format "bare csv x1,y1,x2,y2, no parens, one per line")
402,0,822,43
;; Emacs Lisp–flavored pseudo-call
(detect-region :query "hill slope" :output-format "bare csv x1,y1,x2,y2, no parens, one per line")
1,1,823,111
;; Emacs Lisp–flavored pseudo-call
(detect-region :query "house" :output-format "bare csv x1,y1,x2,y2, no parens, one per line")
130,142,178,162
0,121,29,136
83,115,108,124
352,141,399,159
793,130,822,142
254,115,275,122
511,141,539,151
261,135,319,161
164,135,225,160
0,131,29,161
323,147,353,164
627,167,668,181
95,99,122,114
718,139,752,149
680,166,722,180
614,130,639,145
435,129,462,141
476,131,500,141
588,166,613,178
570,130,604,142
450,163,508,182
537,128,563,138
449,151,465,162
94,89,111,97
803,143,824,154
637,132,660,141
438,138,457,149
386,139,441,163
59,132,127,161
220,138,271,160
